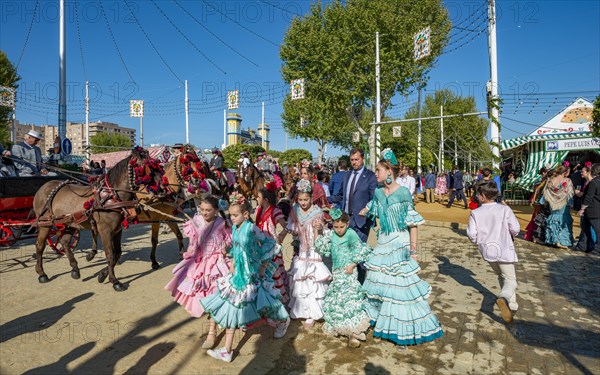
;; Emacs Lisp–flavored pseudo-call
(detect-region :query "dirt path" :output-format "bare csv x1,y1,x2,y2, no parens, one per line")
0,205,596,374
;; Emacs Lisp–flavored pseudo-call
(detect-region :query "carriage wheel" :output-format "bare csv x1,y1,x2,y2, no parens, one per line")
0,225,17,247
47,228,80,255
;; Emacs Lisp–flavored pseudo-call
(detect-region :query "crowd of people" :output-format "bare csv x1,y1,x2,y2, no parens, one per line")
524,161,599,253
169,147,509,363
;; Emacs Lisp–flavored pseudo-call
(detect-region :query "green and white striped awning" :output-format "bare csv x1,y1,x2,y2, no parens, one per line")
501,132,593,152
513,141,568,192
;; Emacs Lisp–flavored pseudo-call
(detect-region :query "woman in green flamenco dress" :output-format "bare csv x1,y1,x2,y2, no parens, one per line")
359,149,443,348
314,208,372,348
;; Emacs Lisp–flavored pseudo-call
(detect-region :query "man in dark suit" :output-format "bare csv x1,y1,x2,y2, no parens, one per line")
330,148,378,241
329,148,377,283
579,163,600,253
328,159,349,208
447,165,468,209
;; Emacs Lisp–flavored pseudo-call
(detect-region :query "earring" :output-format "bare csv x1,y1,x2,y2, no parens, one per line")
386,173,393,184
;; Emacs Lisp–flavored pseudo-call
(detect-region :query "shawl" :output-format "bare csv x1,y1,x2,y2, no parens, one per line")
543,178,573,211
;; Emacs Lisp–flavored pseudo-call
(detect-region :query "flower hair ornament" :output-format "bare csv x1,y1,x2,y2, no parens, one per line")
562,160,570,168
329,208,342,221
381,148,399,166
585,161,592,168
265,180,278,193
296,179,312,193
301,159,311,169
229,192,246,206
218,199,229,211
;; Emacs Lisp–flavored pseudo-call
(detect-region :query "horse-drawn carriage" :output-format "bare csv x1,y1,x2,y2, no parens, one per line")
0,175,80,252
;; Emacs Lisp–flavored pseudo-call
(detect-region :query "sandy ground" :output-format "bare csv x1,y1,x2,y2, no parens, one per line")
0,204,597,374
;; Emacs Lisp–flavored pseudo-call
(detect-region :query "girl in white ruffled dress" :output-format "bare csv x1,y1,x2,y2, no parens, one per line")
279,179,332,329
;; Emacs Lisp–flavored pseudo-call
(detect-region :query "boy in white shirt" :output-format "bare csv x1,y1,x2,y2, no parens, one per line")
467,181,520,323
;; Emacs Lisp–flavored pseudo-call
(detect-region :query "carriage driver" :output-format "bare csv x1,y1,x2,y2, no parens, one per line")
11,130,56,177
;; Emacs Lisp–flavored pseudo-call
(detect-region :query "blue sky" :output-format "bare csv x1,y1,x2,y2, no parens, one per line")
1,0,599,158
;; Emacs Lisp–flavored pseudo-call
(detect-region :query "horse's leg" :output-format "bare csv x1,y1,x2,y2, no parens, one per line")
167,222,184,260
86,228,99,261
61,228,81,279
35,226,51,283
150,223,160,270
111,232,126,291
98,228,125,291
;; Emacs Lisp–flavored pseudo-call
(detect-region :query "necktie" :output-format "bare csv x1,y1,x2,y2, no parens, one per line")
347,170,358,213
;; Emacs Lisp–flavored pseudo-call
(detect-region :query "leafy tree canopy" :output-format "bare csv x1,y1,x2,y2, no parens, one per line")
382,89,492,171
280,0,451,162
90,133,132,154
280,148,313,166
222,144,265,169
0,50,20,147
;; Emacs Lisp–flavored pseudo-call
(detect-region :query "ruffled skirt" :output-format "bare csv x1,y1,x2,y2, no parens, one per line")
363,231,443,345
272,253,289,304
288,251,331,320
545,205,574,247
323,268,371,337
164,253,230,318
199,274,288,329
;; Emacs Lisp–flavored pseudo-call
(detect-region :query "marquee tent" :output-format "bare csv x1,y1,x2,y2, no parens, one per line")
501,98,599,192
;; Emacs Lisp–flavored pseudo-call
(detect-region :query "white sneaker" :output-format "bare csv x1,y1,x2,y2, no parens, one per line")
356,332,367,341
274,317,290,339
207,347,232,362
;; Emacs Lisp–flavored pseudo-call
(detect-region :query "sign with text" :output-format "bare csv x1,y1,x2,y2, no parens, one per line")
393,126,402,137
353,132,360,143
130,100,144,117
546,137,600,152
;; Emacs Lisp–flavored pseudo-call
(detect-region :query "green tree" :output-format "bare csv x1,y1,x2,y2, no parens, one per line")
280,0,451,163
0,51,20,147
382,89,492,171
592,95,600,138
280,149,312,166
222,144,265,169
90,133,132,154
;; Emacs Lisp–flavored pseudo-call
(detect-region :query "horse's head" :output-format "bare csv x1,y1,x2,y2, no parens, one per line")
128,147,166,199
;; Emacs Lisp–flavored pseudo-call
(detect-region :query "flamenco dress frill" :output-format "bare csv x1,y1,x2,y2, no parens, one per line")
255,205,289,304
363,187,443,345
287,204,331,320
199,221,288,328
542,180,574,247
314,228,372,337
165,215,231,318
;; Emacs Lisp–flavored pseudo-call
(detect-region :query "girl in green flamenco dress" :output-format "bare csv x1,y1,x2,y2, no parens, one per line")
314,208,372,348
359,149,443,348
199,193,290,363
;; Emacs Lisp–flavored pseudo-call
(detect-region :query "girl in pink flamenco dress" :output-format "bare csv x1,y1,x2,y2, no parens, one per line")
165,196,232,318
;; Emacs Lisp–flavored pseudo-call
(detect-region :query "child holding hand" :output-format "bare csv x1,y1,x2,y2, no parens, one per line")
314,208,371,348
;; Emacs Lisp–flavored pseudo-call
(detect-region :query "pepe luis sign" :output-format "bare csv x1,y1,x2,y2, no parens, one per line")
546,137,600,152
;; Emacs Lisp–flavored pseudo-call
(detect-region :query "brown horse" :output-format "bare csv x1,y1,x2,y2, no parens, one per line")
237,163,265,201
86,146,210,270
33,148,158,291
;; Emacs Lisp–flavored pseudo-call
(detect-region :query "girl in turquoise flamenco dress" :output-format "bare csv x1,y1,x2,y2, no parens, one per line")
359,149,443,348
199,193,290,363
314,208,372,348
